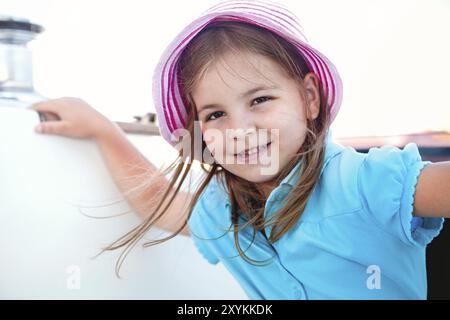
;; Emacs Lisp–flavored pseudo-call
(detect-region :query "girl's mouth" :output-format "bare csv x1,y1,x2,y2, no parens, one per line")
234,141,272,163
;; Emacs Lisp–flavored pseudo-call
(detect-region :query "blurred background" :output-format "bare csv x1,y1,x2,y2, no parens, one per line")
0,0,449,299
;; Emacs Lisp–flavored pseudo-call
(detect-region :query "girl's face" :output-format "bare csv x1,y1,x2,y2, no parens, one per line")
192,51,320,184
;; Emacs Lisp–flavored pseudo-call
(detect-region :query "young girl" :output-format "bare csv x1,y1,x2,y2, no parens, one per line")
30,0,449,300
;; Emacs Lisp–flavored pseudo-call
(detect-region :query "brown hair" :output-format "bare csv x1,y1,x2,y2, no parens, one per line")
98,20,331,277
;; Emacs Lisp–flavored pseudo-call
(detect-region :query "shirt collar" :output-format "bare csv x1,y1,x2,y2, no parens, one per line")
280,128,344,187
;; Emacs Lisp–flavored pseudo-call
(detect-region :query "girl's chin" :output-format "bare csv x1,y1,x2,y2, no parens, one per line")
220,164,280,180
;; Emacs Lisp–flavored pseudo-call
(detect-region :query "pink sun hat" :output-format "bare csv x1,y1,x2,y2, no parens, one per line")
152,0,343,147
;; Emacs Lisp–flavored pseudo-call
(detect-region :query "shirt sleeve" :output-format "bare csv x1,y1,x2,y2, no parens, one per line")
187,180,221,265
357,142,444,247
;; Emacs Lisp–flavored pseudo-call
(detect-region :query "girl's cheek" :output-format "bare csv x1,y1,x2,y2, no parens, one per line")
202,127,215,145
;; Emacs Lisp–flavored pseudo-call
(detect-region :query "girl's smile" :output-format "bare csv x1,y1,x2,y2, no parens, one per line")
234,140,272,164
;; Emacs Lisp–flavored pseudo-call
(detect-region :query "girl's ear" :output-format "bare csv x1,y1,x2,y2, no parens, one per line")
303,72,321,120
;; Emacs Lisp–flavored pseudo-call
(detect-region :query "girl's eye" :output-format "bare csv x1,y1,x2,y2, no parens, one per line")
205,97,272,122
252,96,272,105
206,111,224,122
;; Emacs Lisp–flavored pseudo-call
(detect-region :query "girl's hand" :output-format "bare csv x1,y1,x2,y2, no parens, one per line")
30,97,114,140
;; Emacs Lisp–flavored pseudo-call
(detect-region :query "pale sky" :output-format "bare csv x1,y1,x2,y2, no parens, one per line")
2,0,450,139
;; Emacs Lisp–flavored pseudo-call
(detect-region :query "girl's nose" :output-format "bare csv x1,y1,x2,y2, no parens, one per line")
226,126,257,141
226,111,257,139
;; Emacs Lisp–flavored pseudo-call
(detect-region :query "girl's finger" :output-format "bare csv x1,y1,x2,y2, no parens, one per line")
30,100,59,112
35,121,70,135
38,111,61,122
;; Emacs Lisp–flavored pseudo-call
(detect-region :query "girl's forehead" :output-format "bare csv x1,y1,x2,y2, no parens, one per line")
214,51,283,79
194,52,286,95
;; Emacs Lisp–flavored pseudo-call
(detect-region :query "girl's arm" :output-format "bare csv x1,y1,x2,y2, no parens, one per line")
413,161,450,218
95,123,192,236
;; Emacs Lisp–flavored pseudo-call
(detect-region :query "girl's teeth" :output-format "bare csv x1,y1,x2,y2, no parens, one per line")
241,143,268,157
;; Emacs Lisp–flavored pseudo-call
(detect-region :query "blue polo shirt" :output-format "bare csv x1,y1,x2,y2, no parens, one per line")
187,129,445,299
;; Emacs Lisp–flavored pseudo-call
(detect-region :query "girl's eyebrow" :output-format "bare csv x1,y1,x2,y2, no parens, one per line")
239,84,279,98
198,84,279,116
